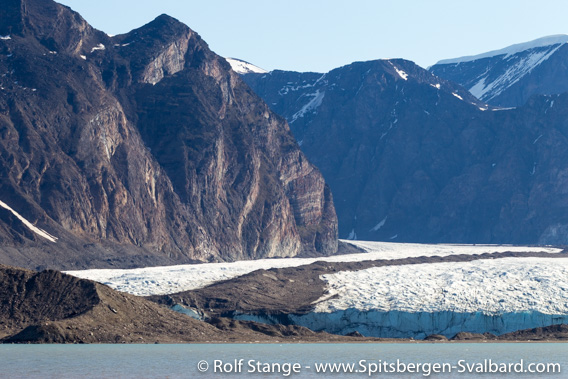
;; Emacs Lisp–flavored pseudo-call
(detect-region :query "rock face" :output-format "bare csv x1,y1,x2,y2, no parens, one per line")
430,35,568,107
243,60,568,244
0,0,337,269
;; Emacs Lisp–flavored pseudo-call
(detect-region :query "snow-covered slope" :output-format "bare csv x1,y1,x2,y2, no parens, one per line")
225,57,267,75
430,35,568,107
0,200,57,242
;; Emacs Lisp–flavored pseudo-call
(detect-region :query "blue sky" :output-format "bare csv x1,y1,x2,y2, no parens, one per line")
58,0,568,73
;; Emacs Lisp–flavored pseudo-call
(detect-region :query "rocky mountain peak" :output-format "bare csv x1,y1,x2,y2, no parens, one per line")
0,0,338,269
111,14,219,86
118,14,192,46
1,0,108,55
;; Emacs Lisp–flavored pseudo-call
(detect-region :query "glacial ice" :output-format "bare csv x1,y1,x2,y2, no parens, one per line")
287,310,568,339
66,239,568,338
66,241,561,296
296,257,568,338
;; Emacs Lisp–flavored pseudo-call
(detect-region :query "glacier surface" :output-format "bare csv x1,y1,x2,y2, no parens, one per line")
66,241,560,296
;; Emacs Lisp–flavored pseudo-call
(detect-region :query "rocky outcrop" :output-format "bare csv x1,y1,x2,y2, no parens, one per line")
499,324,568,341
0,0,337,269
243,59,568,245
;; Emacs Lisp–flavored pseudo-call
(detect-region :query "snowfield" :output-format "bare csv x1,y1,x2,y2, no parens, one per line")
65,241,561,296
435,34,568,65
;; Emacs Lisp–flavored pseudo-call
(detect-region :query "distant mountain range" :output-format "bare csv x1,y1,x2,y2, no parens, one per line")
0,0,338,270
242,53,568,244
430,35,568,107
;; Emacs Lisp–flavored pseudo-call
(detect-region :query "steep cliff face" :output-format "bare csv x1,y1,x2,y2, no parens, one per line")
243,60,568,245
0,0,337,269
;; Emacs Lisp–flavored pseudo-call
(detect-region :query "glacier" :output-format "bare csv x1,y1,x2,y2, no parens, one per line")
234,257,568,338
66,241,560,296
66,241,568,339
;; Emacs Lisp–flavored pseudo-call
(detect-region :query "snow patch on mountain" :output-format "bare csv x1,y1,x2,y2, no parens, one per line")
290,90,325,123
436,35,568,65
452,92,464,100
370,217,387,232
467,45,564,101
90,43,105,52
226,57,267,75
0,200,57,242
389,62,408,80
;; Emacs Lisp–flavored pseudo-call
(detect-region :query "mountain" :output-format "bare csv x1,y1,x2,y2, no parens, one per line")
0,0,338,270
242,59,568,244
430,35,568,107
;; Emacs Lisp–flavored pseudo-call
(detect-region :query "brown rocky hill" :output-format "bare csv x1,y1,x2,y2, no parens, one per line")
0,0,337,270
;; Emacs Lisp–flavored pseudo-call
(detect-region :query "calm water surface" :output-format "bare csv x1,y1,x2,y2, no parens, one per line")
1,343,567,378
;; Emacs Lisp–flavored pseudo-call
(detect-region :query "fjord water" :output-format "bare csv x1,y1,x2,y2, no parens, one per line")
2,343,566,378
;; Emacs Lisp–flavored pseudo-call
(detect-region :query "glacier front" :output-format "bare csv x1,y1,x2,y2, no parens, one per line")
234,256,568,338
